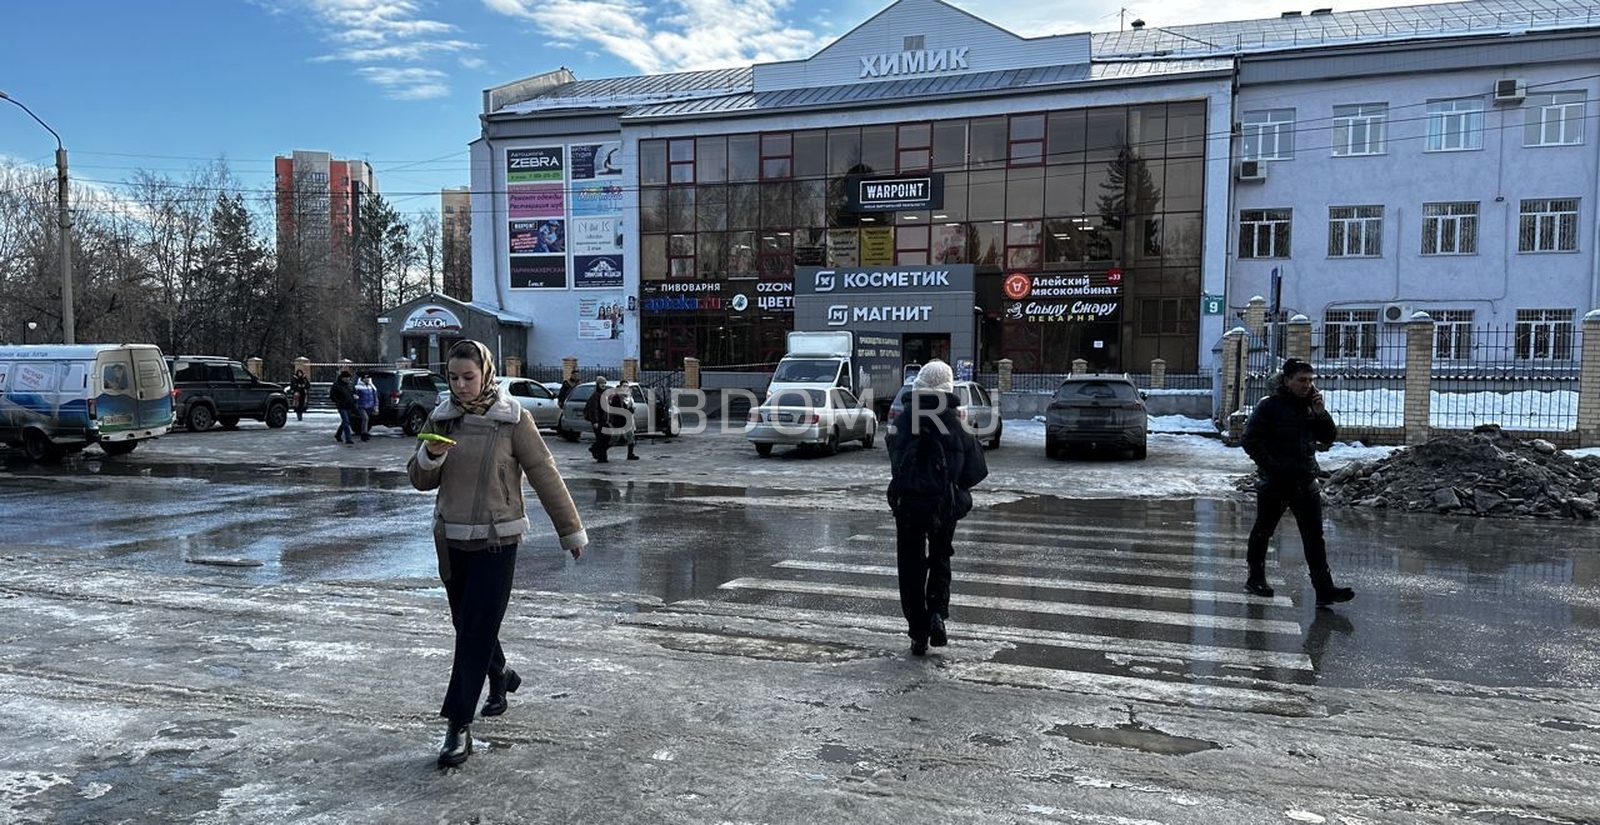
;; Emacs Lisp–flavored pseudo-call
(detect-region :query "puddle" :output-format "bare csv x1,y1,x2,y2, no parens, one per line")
1537,718,1600,733
1045,721,1221,756
816,744,874,765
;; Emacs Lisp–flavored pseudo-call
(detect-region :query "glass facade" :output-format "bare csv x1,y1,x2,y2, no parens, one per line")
638,100,1207,372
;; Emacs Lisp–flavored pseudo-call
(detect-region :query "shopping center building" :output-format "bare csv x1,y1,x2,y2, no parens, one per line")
468,0,1599,375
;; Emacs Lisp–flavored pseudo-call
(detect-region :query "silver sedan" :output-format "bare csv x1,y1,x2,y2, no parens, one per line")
745,387,877,457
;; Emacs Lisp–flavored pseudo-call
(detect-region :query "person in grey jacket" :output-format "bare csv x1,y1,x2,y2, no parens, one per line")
1241,358,1355,607
408,340,588,768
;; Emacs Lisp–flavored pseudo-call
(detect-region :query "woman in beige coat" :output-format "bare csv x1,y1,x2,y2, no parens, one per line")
408,340,588,768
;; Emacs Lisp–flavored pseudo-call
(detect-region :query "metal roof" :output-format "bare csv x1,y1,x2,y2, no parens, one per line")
496,67,753,115
1093,0,1600,58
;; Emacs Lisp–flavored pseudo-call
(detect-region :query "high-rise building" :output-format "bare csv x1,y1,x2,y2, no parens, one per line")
441,186,472,299
274,151,377,281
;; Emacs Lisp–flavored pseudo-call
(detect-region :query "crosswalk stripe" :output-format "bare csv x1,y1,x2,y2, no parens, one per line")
772,559,1296,608
804,544,1267,588
952,516,1235,542
645,599,1314,672
857,522,1246,551
942,660,1318,717
845,536,1254,570
719,577,1305,635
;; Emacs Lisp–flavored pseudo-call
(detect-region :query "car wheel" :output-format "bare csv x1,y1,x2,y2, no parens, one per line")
1045,438,1062,460
265,403,288,429
22,430,60,462
101,440,138,456
218,416,241,430
824,427,840,456
403,406,428,437
1132,444,1148,460
755,442,773,457
187,405,215,432
862,428,875,449
988,423,1002,450
557,424,581,443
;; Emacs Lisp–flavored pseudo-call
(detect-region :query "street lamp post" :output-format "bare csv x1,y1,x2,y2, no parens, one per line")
0,91,74,345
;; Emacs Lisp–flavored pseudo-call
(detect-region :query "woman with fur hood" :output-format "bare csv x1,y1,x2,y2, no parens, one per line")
408,340,588,768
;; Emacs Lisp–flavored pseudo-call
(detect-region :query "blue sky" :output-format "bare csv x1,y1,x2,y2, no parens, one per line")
1,0,1441,221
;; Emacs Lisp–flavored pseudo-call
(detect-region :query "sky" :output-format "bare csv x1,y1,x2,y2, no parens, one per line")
1,0,1454,222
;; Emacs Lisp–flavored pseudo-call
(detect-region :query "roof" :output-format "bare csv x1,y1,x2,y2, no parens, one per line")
494,67,754,116
465,301,534,327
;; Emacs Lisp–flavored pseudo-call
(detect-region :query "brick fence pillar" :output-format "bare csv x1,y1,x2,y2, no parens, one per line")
293,356,312,381
561,357,578,382
1220,327,1248,429
683,357,701,390
1149,358,1166,389
1404,311,1434,445
1285,313,1311,363
503,356,522,377
1244,295,1267,339
245,357,263,378
1071,358,1088,375
997,358,1013,392
1576,310,1600,445
622,357,638,383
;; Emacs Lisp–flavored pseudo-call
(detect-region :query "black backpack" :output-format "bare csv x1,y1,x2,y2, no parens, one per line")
891,430,958,529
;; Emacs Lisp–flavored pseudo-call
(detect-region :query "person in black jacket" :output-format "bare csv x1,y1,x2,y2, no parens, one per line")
582,376,612,462
329,370,358,445
1241,358,1355,607
289,369,311,421
886,360,989,656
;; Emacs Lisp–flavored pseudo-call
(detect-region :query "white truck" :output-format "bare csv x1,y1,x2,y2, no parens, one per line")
767,330,904,415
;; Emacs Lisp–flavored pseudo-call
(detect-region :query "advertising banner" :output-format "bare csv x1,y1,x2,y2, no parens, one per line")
508,185,564,218
509,219,565,254
570,142,622,180
510,256,567,289
506,147,564,183
1001,270,1123,323
859,227,895,265
846,173,944,211
570,216,623,256
573,255,625,289
578,292,626,339
826,229,859,267
571,181,625,217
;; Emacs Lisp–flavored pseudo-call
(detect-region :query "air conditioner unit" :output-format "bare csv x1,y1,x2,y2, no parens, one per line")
1381,302,1411,324
1493,78,1526,103
1236,160,1267,182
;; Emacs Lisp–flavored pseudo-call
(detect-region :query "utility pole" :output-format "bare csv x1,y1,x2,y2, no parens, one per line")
1,91,74,344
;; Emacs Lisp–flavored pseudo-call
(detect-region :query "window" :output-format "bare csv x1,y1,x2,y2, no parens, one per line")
1426,309,1473,361
1332,103,1387,156
1425,98,1484,152
1240,109,1295,160
1327,205,1383,257
1421,202,1478,255
668,138,695,183
760,133,792,180
1009,114,1045,166
1518,199,1579,252
1524,92,1585,147
1515,309,1574,361
897,123,931,172
1324,310,1379,360
1239,208,1291,259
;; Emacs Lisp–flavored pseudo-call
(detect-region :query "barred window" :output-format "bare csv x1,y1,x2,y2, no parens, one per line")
1241,109,1295,160
1515,308,1573,360
1332,103,1387,156
1518,199,1579,252
1421,202,1478,255
1524,92,1585,147
1325,309,1379,360
1426,98,1484,152
1425,309,1473,361
1239,208,1291,259
1328,205,1382,257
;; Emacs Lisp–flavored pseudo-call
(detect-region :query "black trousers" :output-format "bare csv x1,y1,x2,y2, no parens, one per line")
1247,479,1329,574
895,517,957,640
440,543,518,726
590,425,611,459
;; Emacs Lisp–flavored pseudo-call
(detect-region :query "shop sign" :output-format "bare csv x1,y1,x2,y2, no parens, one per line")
859,46,970,79
510,256,566,289
825,304,934,326
641,281,723,313
798,265,974,295
847,174,944,212
403,305,463,332
506,147,564,184
574,255,624,289
859,226,895,265
756,280,794,313
1001,270,1122,323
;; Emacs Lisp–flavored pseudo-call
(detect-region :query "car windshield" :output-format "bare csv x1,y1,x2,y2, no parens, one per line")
764,389,826,408
1055,381,1138,402
772,359,840,384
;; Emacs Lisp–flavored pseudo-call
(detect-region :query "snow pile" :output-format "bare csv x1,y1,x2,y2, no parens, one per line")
1321,425,1600,519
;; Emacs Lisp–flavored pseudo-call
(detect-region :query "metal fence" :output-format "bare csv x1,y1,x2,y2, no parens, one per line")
1001,371,1213,393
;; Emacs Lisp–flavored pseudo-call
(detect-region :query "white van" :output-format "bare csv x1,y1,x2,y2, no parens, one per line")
0,344,175,460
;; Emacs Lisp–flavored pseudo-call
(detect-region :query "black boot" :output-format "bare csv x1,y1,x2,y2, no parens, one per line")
928,613,948,647
1244,565,1275,598
1310,569,1355,608
480,668,521,717
438,723,472,767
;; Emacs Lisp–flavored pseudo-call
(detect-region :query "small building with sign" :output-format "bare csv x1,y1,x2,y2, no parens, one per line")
379,292,533,373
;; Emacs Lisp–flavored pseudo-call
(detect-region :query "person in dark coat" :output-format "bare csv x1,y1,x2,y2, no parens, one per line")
556,375,579,407
885,359,988,657
582,376,612,463
289,370,310,421
330,370,358,445
1241,358,1355,607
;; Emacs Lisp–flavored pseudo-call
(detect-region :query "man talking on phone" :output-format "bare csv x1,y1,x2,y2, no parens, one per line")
1241,358,1356,607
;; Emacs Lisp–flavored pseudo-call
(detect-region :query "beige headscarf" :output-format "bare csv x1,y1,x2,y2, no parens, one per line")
448,339,500,416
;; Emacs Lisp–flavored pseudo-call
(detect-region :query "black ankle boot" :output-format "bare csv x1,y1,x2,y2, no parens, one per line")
1244,578,1276,598
1311,569,1355,607
438,723,472,767
481,668,521,717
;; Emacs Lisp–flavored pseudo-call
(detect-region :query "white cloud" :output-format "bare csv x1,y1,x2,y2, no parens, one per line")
458,56,487,70
358,66,453,100
275,0,478,99
485,0,831,75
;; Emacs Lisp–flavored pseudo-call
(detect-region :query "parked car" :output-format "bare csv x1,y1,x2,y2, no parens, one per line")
745,387,877,457
366,368,449,436
555,383,681,441
497,376,562,429
888,380,1002,449
1,343,174,460
1044,374,1148,460
167,355,289,432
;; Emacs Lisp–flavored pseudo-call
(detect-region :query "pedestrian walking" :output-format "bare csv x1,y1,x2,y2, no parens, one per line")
407,339,587,769
885,359,988,657
330,371,357,445
1241,357,1356,607
582,376,612,463
556,374,579,407
355,374,378,441
289,369,310,421
614,380,639,461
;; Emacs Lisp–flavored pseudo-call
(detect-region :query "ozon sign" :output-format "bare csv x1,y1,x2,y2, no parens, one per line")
403,305,463,332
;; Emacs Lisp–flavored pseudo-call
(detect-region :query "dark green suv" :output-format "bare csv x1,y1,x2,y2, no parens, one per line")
366,368,448,435
167,356,290,432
